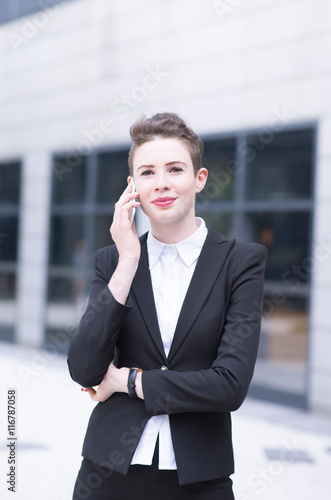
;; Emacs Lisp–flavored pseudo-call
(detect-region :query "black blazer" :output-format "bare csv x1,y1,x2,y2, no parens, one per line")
67,227,267,485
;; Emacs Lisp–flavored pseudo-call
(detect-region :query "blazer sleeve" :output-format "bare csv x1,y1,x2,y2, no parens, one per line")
67,246,133,388
142,242,268,415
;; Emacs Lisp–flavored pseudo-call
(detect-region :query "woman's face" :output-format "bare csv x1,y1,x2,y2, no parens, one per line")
131,137,207,235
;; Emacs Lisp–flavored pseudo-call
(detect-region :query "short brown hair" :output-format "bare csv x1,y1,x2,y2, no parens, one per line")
128,112,204,176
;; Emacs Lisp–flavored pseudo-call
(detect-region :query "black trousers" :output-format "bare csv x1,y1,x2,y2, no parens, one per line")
72,441,234,500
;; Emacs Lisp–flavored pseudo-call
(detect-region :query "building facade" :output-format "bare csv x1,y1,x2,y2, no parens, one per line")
0,0,330,412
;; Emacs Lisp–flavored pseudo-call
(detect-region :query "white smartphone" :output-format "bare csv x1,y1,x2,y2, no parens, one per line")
129,178,136,225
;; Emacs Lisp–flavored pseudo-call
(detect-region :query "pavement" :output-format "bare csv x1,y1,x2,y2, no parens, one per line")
0,340,330,500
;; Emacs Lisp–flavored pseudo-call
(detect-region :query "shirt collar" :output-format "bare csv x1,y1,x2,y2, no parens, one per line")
147,218,207,269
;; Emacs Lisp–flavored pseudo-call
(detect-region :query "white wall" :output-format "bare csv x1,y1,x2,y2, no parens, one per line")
1,0,330,152
0,0,330,410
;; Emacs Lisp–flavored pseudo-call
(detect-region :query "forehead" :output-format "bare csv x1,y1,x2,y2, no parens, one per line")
132,137,192,169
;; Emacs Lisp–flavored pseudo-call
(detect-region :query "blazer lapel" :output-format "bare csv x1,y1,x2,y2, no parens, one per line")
167,229,236,363
130,234,167,362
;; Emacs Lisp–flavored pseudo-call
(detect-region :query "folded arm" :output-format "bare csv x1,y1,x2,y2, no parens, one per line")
142,243,267,415
76,242,267,413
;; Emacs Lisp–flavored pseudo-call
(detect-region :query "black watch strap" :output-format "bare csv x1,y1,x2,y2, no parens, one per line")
127,368,140,399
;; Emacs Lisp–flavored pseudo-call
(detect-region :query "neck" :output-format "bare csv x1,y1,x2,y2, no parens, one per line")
150,217,198,244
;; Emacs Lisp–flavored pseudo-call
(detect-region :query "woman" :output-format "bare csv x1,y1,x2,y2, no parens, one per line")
68,112,267,499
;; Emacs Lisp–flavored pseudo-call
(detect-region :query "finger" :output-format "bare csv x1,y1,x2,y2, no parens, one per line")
124,199,141,212
123,192,140,206
82,387,97,399
116,199,141,226
88,388,102,401
113,194,140,223
120,183,138,202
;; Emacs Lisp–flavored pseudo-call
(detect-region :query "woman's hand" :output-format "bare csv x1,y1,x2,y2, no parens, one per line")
110,180,141,263
82,363,144,402
81,363,129,402
108,180,142,304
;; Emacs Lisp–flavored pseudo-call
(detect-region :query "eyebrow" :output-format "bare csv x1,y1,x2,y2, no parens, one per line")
137,161,188,171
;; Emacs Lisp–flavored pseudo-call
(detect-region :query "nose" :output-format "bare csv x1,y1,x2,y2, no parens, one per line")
154,172,170,192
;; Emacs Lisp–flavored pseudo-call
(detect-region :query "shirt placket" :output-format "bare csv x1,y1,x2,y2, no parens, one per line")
160,246,178,358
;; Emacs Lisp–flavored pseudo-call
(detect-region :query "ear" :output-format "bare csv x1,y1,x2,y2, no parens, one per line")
195,168,208,193
127,175,132,185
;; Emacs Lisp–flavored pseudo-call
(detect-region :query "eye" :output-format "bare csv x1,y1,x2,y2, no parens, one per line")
169,166,183,173
140,169,154,176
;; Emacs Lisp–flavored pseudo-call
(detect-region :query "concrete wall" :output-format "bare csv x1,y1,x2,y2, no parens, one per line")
0,0,330,410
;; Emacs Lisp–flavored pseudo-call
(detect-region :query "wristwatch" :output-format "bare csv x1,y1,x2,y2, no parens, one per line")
127,367,143,399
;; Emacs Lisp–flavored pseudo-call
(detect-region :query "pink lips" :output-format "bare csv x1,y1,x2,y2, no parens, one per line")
152,197,176,208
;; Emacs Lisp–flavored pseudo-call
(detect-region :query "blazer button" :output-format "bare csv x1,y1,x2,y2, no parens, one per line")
160,365,168,370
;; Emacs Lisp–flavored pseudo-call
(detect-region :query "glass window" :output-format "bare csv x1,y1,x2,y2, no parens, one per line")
253,295,309,403
245,129,314,201
48,276,74,303
198,138,236,237
0,162,21,205
243,211,311,283
0,217,19,262
199,128,314,407
0,271,16,300
0,161,21,340
93,215,114,253
47,149,128,334
96,151,129,204
203,212,234,239
197,138,236,206
52,155,87,204
49,215,84,266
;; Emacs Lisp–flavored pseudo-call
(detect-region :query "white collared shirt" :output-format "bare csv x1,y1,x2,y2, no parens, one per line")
131,218,208,469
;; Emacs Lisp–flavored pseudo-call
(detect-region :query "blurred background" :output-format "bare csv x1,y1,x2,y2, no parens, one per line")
0,0,330,420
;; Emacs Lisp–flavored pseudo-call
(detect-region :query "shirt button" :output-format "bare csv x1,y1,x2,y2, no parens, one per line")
160,365,168,370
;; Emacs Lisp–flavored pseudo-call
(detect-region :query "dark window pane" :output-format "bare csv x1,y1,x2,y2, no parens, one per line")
96,151,129,204
203,212,234,239
71,239,92,299
48,276,74,302
0,272,16,299
48,239,92,303
52,156,87,204
245,129,314,200
49,216,84,265
198,138,236,205
93,215,114,252
0,162,21,205
0,217,19,261
244,212,311,283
